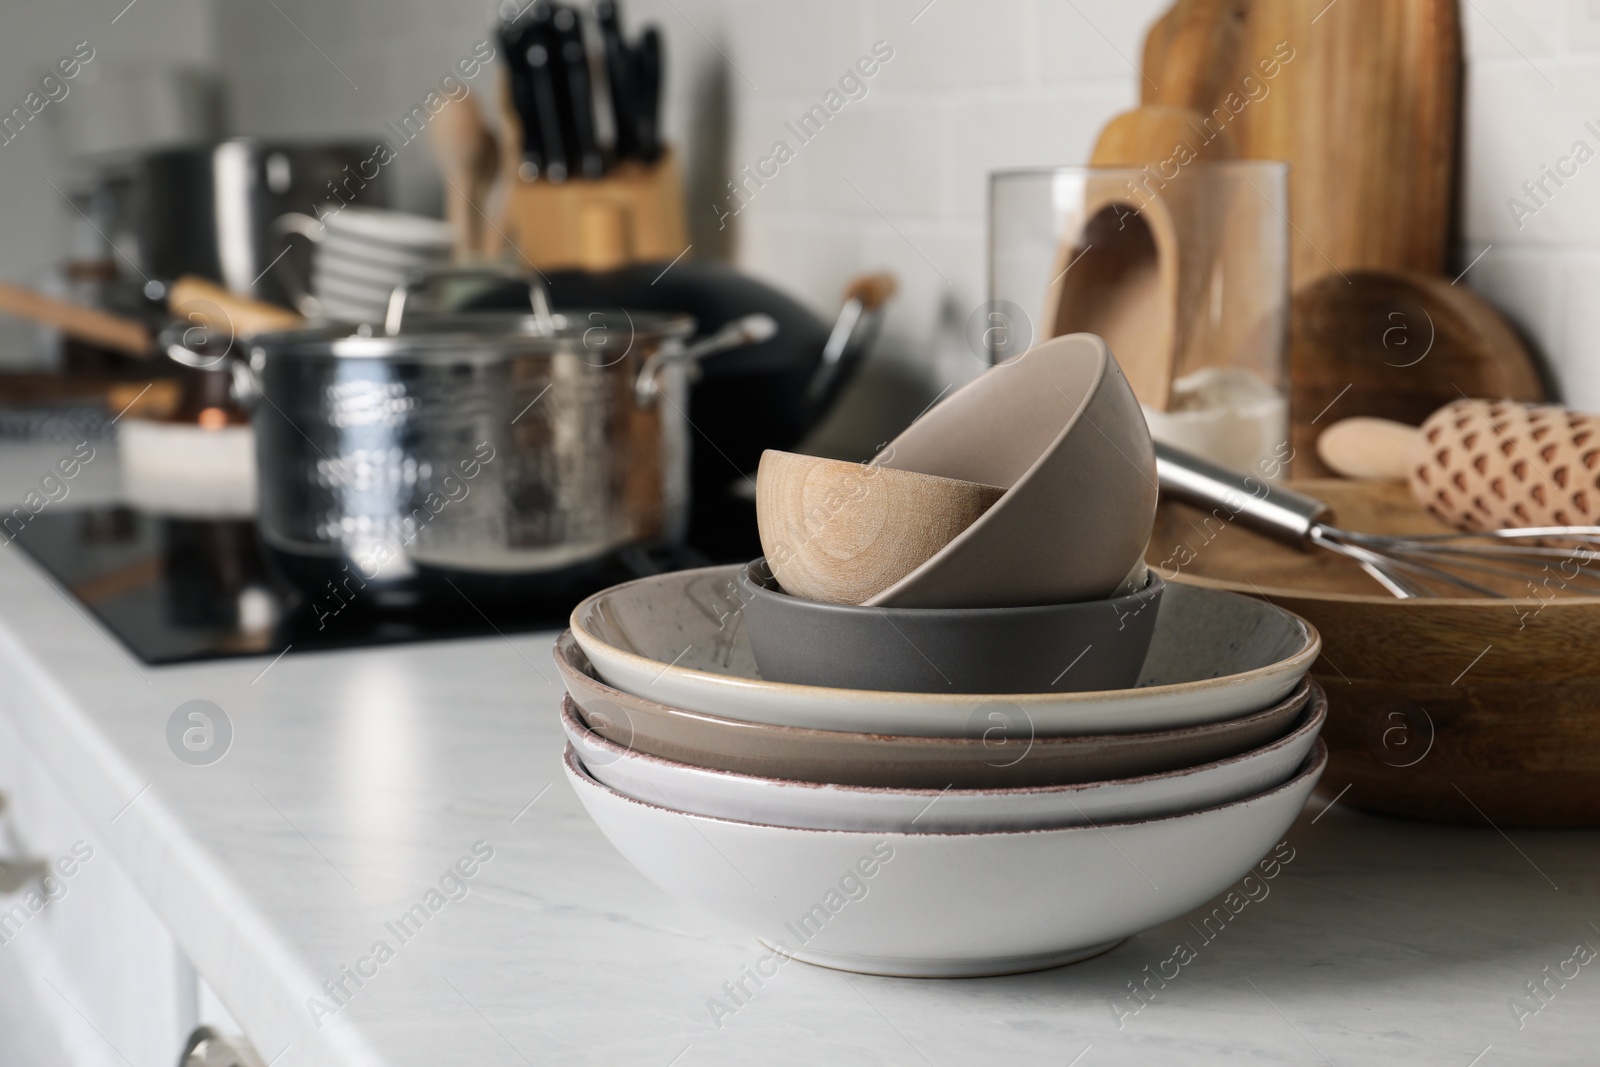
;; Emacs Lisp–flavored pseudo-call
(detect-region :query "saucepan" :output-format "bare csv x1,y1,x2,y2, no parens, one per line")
169,272,774,609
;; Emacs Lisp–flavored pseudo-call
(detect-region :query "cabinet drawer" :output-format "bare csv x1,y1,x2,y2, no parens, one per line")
0,706,191,1067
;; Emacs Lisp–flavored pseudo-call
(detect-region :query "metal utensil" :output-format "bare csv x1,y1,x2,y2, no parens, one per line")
1156,441,1600,598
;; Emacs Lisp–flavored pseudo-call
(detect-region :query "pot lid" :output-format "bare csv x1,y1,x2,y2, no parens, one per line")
246,308,695,361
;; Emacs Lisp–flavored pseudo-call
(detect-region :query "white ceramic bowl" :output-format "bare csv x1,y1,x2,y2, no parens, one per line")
563,741,1326,976
569,565,1319,736
562,688,1324,831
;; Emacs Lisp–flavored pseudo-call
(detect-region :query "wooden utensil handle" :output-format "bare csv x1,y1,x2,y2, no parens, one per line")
167,276,303,339
0,282,150,357
1316,417,1420,481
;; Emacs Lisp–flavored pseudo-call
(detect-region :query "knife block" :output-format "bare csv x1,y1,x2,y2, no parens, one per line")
500,150,689,272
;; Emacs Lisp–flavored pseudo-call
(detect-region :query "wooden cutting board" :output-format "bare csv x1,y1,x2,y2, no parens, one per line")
1290,271,1546,477
1143,0,1462,289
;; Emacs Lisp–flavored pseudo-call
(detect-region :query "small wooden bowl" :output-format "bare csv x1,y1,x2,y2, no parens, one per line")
755,450,1003,605
1150,479,1600,827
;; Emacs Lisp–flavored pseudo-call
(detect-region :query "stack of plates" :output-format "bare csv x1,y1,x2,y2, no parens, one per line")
311,207,454,324
558,564,1326,977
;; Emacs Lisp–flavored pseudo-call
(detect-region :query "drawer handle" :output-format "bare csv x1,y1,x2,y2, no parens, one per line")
0,793,48,894
180,1026,266,1067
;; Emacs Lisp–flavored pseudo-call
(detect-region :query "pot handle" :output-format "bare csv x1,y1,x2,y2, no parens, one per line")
634,313,778,406
269,213,327,318
383,266,555,336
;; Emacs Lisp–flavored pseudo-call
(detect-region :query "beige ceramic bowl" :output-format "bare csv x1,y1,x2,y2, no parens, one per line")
555,629,1319,788
865,332,1157,608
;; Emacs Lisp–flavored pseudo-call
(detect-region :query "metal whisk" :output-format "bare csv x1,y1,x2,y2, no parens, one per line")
1156,443,1600,599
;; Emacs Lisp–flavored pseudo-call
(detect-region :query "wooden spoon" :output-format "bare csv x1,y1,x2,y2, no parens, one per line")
428,95,501,261
755,449,1005,606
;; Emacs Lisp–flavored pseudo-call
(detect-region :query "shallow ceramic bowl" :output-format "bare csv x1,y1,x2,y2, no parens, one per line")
555,632,1314,787
740,559,1162,693
562,691,1324,832
866,333,1157,608
563,742,1326,976
568,565,1319,736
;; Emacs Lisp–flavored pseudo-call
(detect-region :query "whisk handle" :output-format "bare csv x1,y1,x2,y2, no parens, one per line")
1154,442,1332,549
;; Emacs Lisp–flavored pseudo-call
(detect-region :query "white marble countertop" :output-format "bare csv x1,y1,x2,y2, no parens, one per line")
0,441,1598,1065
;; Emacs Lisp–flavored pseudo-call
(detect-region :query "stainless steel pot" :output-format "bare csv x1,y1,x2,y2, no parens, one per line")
164,269,783,610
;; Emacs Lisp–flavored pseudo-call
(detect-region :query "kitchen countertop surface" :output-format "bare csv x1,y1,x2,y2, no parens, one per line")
1,441,1599,1066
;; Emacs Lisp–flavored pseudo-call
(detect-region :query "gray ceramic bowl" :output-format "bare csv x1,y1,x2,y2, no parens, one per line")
738,559,1164,694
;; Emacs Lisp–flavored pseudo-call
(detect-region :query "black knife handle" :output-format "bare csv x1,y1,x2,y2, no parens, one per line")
552,6,604,179
498,23,544,180
596,0,640,161
633,27,662,163
526,40,569,182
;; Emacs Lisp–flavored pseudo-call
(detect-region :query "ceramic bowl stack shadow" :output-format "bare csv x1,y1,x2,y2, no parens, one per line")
557,562,1328,978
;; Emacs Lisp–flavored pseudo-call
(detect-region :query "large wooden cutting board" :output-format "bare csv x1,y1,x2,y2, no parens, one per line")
1142,0,1462,289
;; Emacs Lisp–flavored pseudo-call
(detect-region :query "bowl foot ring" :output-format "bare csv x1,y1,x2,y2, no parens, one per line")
757,937,1127,978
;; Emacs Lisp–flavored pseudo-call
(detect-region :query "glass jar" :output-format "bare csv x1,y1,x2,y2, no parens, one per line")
990,162,1290,478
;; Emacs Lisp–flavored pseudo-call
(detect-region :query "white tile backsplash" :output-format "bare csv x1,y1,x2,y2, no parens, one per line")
135,0,1600,412
1037,0,1169,86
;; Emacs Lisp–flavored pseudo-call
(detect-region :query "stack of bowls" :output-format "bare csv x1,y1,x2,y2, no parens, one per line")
277,206,454,324
556,335,1328,977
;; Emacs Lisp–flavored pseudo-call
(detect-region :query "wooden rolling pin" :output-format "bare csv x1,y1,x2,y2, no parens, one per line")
1318,399,1600,530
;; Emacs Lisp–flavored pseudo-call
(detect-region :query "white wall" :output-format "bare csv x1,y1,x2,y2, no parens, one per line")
9,0,1598,412
0,0,217,362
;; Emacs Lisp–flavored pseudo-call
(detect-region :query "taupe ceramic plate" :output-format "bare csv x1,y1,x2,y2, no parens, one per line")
554,631,1317,789
569,566,1320,736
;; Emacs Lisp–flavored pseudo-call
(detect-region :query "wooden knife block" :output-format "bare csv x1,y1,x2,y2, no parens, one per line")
500,151,688,272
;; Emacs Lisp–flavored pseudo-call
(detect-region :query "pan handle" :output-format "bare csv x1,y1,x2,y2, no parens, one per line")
383,266,554,336
634,314,778,407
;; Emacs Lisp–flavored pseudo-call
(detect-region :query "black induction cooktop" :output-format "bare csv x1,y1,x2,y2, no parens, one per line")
10,507,705,665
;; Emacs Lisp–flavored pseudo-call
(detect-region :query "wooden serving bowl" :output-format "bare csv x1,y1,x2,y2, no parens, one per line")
1149,479,1600,827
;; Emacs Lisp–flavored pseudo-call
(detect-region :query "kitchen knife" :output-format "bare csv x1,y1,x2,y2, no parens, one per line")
633,26,663,163
526,38,569,182
498,19,544,180
596,0,639,161
551,5,604,178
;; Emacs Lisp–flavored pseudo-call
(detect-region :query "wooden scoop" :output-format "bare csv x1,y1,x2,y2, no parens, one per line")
755,449,1004,606
1318,399,1600,530
1046,0,1246,412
